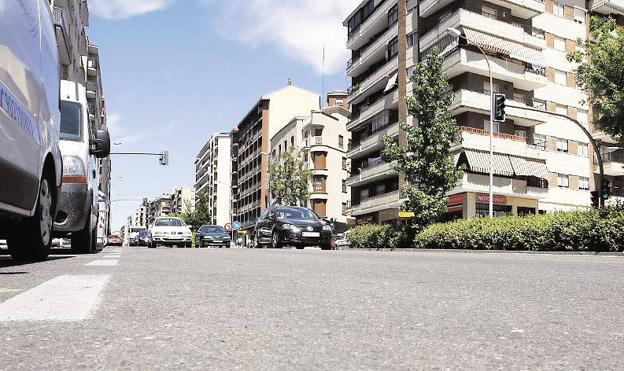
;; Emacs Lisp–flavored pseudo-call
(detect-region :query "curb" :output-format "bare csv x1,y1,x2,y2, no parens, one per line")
343,248,624,257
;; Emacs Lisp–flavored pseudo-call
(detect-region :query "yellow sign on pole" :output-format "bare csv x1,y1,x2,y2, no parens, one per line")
399,211,415,218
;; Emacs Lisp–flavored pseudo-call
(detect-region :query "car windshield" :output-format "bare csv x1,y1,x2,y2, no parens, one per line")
200,226,226,233
154,218,184,227
275,207,318,220
60,101,82,141
139,231,149,237
130,228,145,233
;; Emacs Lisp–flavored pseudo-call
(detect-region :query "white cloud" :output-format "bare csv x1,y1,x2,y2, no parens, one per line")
90,0,173,19
207,0,362,74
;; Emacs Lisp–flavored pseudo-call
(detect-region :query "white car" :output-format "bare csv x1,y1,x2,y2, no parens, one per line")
336,231,351,249
149,217,193,248
0,0,63,261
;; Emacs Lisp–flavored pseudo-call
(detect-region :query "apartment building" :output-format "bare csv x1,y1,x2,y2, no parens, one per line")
269,93,352,231
171,187,196,215
589,1,624,203
147,191,175,226
195,133,232,227
231,81,320,239
131,203,148,228
344,0,611,223
51,0,112,229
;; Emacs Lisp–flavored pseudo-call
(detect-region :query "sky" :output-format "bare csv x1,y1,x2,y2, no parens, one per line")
87,0,362,230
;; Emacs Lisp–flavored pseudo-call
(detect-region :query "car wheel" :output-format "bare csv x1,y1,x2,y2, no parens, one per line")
296,245,304,250
71,213,95,254
271,231,282,249
255,231,264,248
7,174,54,261
320,243,332,251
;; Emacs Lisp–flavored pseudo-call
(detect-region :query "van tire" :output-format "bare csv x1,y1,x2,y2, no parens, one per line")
71,212,94,254
8,174,55,261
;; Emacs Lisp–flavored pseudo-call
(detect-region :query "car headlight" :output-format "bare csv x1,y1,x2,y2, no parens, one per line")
63,156,86,176
323,225,332,231
283,224,301,232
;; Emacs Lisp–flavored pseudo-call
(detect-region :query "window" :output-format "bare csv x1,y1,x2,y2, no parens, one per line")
533,134,547,151
553,2,565,17
291,136,295,146
483,82,499,96
284,140,288,151
554,69,567,85
342,180,347,193
556,104,568,115
533,99,546,111
578,143,589,157
513,92,526,104
388,4,398,26
360,188,369,200
577,109,589,127
557,174,570,188
484,119,500,133
556,138,569,153
278,144,281,155
335,99,343,107
407,32,416,48
338,135,344,148
554,36,566,52
482,6,497,20
387,37,398,59
574,8,586,24
342,157,347,171
579,176,590,191
342,202,347,214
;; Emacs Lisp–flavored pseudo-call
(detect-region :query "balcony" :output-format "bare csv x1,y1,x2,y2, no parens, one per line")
86,81,98,99
304,136,324,148
347,24,398,78
348,122,399,159
421,0,544,19
349,91,399,131
347,191,401,216
443,48,548,91
52,7,70,65
590,0,624,15
457,126,545,160
595,150,624,177
452,89,548,127
346,160,396,187
347,0,398,51
455,173,548,199
420,8,546,53
87,57,98,77
349,58,398,105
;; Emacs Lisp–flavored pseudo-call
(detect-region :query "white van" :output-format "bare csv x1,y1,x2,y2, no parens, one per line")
0,0,63,260
53,81,110,254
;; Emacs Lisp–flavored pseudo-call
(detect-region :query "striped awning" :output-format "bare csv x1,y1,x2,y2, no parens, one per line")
463,28,546,69
462,149,515,177
509,156,550,181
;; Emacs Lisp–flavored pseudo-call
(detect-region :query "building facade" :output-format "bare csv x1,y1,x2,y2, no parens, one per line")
171,187,196,215
270,93,352,231
195,133,232,227
231,81,320,240
344,0,616,223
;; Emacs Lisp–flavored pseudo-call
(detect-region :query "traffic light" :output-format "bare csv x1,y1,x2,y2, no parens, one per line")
159,151,169,166
493,93,506,123
602,179,610,201
591,191,600,208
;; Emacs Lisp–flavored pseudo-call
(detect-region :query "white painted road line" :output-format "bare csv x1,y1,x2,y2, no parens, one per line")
86,260,118,266
104,254,121,258
0,275,110,322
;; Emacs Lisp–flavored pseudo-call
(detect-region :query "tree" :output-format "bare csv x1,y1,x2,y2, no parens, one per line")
176,194,211,230
568,16,624,140
381,49,464,232
269,147,312,206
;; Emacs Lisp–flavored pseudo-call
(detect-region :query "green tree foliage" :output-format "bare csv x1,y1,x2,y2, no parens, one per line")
381,49,463,231
569,16,624,139
269,147,312,206
176,194,211,230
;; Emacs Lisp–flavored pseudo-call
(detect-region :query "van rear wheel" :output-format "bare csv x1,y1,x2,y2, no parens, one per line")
8,175,54,261
71,212,95,254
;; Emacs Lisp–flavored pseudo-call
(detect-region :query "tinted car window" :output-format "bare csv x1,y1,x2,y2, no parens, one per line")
155,218,184,227
200,226,226,233
275,207,318,220
60,101,82,141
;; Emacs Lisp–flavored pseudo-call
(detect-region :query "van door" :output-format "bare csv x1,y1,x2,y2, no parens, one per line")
0,0,44,212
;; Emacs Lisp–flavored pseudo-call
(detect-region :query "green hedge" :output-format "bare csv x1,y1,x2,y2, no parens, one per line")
347,224,415,249
415,206,624,252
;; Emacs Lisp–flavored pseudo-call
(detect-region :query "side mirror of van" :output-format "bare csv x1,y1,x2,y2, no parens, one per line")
91,130,111,158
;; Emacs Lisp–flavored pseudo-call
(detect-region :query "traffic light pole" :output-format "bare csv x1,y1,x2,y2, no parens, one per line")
507,105,606,208
109,151,169,166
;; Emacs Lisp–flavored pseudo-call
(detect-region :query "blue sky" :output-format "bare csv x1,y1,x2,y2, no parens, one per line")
88,0,360,230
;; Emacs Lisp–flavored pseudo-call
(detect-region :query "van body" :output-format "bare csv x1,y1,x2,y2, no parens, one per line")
54,80,101,253
0,0,63,260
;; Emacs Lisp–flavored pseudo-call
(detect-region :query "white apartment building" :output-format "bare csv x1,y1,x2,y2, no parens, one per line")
344,0,613,223
195,133,232,227
270,93,352,231
172,187,196,215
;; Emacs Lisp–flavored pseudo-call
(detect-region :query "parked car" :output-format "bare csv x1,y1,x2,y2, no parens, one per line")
107,235,123,246
0,0,63,261
254,206,333,250
128,227,146,246
138,230,152,247
149,217,193,248
52,81,110,255
336,231,351,249
197,225,231,248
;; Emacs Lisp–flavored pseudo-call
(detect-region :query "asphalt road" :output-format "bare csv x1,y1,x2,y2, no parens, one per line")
0,247,623,370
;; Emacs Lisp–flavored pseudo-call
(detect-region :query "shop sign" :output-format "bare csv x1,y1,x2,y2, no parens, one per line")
477,193,508,205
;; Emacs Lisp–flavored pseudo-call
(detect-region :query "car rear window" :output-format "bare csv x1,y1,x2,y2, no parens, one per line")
200,226,225,233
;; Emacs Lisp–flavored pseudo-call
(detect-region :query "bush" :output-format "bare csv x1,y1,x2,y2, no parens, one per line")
347,224,416,249
415,205,624,252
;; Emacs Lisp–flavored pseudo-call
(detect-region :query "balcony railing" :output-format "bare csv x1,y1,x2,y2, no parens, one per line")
52,7,67,31
460,126,527,143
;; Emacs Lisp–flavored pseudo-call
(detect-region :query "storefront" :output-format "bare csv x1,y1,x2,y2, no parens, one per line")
444,192,539,219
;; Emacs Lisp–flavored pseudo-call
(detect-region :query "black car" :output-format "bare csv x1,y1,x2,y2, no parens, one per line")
196,225,231,248
138,230,152,247
254,206,333,250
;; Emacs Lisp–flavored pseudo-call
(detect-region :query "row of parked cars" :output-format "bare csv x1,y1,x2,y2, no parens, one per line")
0,1,111,261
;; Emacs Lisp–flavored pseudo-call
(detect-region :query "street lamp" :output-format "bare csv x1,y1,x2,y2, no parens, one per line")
446,27,495,217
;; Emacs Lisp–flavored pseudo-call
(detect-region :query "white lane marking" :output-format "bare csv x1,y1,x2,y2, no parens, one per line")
103,254,121,258
86,260,118,266
0,288,22,293
0,275,110,322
